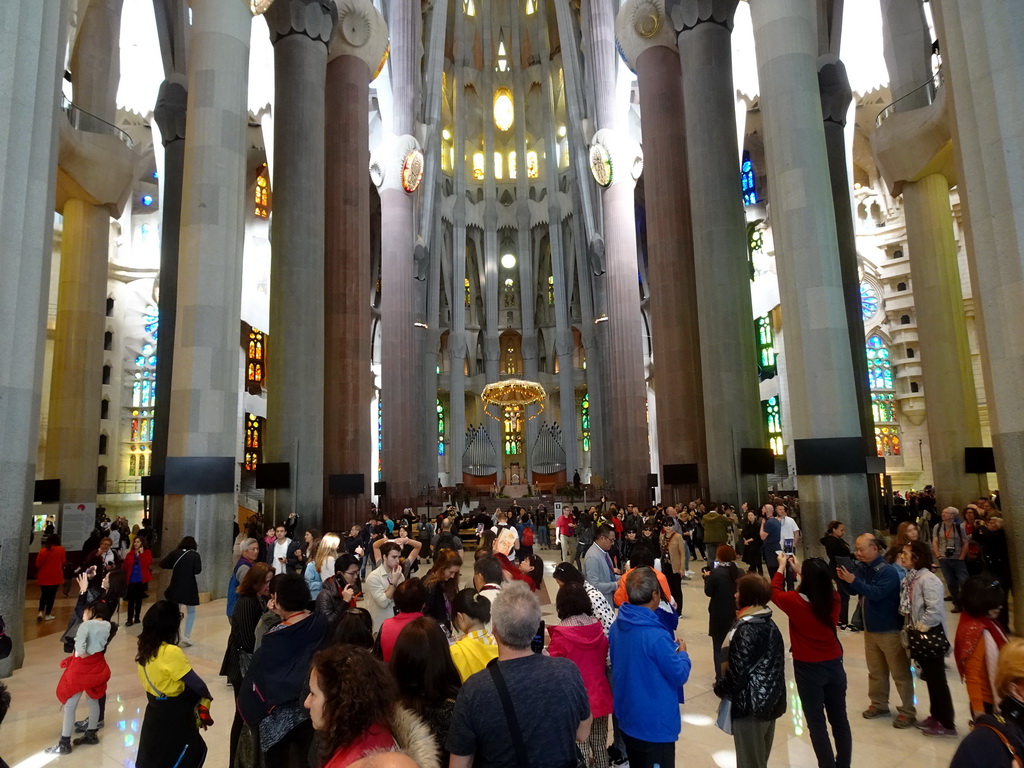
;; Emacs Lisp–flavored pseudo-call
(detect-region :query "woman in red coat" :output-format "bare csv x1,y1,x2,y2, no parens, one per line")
123,536,153,626
36,533,67,621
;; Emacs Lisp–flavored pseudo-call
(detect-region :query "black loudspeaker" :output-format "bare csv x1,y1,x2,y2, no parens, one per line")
255,462,290,490
662,463,699,485
965,447,996,474
740,448,775,475
165,457,235,494
792,437,865,475
646,473,658,488
329,474,365,495
374,481,387,496
140,475,164,496
34,479,61,503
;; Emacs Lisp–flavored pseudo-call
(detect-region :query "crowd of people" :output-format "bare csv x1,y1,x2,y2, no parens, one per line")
7,489,1021,768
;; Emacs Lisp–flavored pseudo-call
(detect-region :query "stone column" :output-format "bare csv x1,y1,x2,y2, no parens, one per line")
819,58,882,525
0,0,68,676
929,0,1024,631
164,0,250,597
619,0,712,500
324,1,386,530
668,0,765,504
47,0,134,508
586,0,651,504
876,2,984,507
748,0,871,544
264,0,335,528
150,75,188,536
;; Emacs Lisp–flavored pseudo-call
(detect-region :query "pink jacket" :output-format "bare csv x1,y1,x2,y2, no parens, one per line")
548,620,613,718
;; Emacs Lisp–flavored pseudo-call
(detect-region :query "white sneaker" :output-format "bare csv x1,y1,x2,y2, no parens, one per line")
180,636,193,647
44,615,57,621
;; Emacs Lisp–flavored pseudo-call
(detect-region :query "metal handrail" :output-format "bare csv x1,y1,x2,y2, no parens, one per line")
61,95,133,149
875,71,943,127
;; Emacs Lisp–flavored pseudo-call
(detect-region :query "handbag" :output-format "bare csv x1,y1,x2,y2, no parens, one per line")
907,623,950,661
715,696,733,735
488,661,587,768
849,598,865,632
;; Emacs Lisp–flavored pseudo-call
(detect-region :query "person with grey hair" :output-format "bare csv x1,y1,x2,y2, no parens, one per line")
226,537,260,618
447,582,592,767
609,567,691,767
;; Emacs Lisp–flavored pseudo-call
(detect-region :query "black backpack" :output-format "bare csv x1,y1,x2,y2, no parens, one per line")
435,531,458,552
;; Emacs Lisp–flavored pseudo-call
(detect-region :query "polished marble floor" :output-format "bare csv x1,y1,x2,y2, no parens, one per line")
3,551,968,768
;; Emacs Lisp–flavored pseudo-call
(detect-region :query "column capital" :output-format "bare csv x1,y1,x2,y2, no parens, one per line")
818,55,852,127
153,75,188,146
369,133,423,193
615,0,677,72
666,0,739,34
589,128,644,190
265,0,337,46
328,0,389,77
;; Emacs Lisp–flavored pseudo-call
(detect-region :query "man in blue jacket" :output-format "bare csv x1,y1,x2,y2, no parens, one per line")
838,533,917,728
609,567,691,768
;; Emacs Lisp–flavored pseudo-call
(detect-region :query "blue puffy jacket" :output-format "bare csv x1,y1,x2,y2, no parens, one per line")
609,602,691,743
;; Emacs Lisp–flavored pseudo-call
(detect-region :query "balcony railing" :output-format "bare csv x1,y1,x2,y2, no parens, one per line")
875,71,943,127
61,96,133,149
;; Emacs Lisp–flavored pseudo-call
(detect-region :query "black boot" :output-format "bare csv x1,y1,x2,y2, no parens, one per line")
45,737,72,754
75,717,105,733
73,729,99,746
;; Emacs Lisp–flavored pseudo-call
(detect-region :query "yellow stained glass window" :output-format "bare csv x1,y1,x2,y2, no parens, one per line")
473,152,485,180
494,152,503,180
494,88,514,132
527,150,539,179
509,151,517,179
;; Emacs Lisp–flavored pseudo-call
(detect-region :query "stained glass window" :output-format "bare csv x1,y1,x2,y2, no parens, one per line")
509,151,517,180
741,151,758,205
526,150,539,179
548,275,554,306
255,164,270,218
494,151,504,180
503,406,523,455
125,307,157,477
244,413,263,470
860,281,879,321
581,393,590,453
494,88,513,132
247,328,265,392
866,335,901,456
464,277,471,307
756,315,777,380
473,152,485,180
463,0,475,15
762,396,783,456
437,398,446,456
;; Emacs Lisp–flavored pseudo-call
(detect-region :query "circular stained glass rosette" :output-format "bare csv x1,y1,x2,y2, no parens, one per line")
589,143,612,187
401,149,424,192
481,379,547,421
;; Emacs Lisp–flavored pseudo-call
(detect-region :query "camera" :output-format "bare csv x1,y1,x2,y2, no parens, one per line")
945,546,955,558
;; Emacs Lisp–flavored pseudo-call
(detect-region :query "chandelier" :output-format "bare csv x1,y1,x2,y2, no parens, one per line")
481,379,546,421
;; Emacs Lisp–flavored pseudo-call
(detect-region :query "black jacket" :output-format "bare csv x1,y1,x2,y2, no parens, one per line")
713,608,786,721
950,705,1024,768
703,563,741,640
161,548,202,605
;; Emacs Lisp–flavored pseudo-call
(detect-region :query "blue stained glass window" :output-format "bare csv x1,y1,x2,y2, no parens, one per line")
741,151,758,206
860,281,879,321
762,396,783,456
866,335,900,456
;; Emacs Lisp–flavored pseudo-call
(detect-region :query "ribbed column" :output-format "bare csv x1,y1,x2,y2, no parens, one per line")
903,174,984,502
0,0,68,675
324,1,387,530
264,0,335,527
670,0,764,504
930,0,1024,632
164,0,250,597
748,0,870,546
150,75,188,537
620,2,709,500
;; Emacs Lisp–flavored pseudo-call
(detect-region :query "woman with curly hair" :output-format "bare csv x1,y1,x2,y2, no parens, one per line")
304,645,440,768
135,601,213,768
422,550,463,633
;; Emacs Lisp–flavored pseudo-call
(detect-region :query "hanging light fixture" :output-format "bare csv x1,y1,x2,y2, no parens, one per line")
481,379,546,421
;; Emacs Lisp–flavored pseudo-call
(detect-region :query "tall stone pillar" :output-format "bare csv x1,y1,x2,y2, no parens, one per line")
264,0,335,528
876,1,983,507
586,0,651,504
0,0,68,676
378,0,423,514
46,0,133,508
324,1,387,530
748,0,871,544
930,0,1024,632
669,0,765,505
621,1,726,503
150,75,188,537
164,0,250,597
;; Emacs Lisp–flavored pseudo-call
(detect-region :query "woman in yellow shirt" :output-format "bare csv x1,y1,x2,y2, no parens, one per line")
135,600,214,767
448,588,498,682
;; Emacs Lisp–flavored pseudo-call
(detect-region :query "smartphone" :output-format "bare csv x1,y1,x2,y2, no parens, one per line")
836,556,856,572
531,620,546,654
783,538,794,555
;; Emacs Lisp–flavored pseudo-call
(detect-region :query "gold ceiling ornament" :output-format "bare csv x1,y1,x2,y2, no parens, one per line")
481,379,547,421
401,148,425,192
632,0,662,38
249,0,276,15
